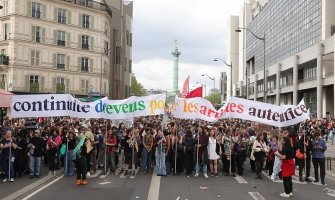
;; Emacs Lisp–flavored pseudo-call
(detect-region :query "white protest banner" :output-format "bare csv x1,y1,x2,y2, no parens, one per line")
172,96,310,127
221,97,310,127
172,96,222,122
10,94,166,120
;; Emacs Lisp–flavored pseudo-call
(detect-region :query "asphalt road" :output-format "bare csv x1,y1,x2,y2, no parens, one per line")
7,161,335,200
3,141,335,200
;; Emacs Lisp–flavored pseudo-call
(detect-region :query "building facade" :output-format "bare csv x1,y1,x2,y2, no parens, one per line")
0,0,132,99
228,0,335,118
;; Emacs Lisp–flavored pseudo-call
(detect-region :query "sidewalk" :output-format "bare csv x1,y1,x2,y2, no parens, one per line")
0,166,63,200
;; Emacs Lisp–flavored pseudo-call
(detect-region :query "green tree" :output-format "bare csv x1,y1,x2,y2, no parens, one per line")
131,74,146,96
206,92,221,104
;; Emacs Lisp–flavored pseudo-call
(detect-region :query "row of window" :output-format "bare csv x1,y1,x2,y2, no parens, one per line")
30,50,102,73
31,25,109,52
28,1,98,31
25,75,107,95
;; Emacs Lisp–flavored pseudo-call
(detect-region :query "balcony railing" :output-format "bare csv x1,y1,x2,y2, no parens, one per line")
32,10,41,19
29,83,40,93
60,0,112,17
56,84,65,93
298,76,316,84
57,63,65,69
0,55,9,65
82,44,89,50
57,40,66,46
279,81,293,89
58,16,67,24
0,81,5,89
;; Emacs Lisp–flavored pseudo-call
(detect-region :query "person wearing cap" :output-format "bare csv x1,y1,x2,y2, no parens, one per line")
27,129,44,178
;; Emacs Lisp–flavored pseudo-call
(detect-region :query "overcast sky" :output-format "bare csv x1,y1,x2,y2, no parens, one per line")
132,0,245,93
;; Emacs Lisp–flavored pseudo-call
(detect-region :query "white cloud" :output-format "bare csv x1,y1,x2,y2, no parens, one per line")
133,58,230,93
132,0,244,92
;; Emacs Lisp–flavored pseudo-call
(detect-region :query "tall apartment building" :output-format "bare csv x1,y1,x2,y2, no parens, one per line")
0,0,132,100
228,0,335,118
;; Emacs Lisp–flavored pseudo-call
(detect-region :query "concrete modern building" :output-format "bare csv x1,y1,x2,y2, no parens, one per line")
219,71,227,102
0,0,132,100
228,0,335,118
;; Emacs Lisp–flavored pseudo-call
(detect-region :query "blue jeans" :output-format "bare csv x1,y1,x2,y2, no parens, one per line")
29,156,41,176
64,150,75,176
156,149,166,175
195,153,208,175
141,148,152,172
3,156,14,179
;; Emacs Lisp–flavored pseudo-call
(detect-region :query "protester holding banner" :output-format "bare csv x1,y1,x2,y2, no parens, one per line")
104,128,118,175
183,129,196,177
277,136,295,198
155,129,167,176
1,130,17,182
311,130,327,185
195,127,209,178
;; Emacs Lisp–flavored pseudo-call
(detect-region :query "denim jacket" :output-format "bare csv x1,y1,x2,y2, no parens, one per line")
311,138,327,159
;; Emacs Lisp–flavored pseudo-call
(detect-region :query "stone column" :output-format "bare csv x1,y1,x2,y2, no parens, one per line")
317,43,324,118
254,74,258,101
292,55,299,105
276,63,281,105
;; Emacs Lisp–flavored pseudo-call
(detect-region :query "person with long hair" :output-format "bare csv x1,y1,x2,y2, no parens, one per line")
47,128,61,175
208,128,221,177
267,135,279,177
183,129,195,177
195,127,209,178
252,132,268,179
275,136,295,198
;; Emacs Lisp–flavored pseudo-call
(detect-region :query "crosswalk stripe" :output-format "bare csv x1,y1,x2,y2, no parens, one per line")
99,171,110,179
248,192,266,200
235,175,248,183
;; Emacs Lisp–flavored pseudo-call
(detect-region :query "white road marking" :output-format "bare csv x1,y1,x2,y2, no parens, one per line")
176,196,180,200
130,168,140,179
100,171,110,179
88,170,102,178
99,181,111,185
235,175,248,183
147,170,161,200
248,192,266,200
21,175,64,200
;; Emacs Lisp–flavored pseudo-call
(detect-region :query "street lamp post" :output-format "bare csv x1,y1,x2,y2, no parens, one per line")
196,82,206,97
214,58,232,98
235,27,266,103
201,74,215,92
101,47,111,98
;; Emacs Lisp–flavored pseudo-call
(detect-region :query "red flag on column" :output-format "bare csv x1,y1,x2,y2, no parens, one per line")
182,75,190,96
185,86,203,98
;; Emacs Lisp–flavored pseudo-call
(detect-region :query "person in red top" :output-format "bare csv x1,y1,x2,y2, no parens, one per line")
104,128,118,175
276,136,295,198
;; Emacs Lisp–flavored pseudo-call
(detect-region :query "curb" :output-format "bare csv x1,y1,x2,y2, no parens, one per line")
2,170,64,200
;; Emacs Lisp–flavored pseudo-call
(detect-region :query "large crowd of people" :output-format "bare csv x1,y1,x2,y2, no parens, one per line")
0,116,333,197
